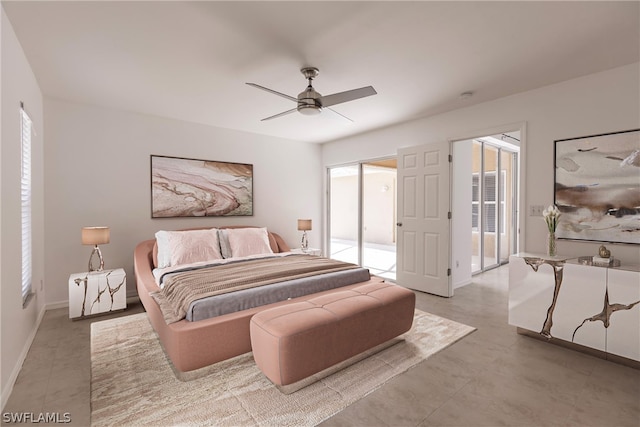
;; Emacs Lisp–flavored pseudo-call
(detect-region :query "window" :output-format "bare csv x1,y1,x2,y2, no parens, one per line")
21,105,33,306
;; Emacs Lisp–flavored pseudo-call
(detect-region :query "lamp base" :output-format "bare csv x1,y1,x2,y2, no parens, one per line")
88,245,105,272
301,231,309,252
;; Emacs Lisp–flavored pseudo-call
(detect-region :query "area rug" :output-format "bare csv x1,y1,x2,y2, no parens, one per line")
91,310,475,427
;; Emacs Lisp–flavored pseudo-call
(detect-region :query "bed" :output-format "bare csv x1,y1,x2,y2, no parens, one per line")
134,226,384,373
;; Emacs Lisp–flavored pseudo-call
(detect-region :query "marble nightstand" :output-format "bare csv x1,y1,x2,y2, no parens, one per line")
68,268,126,320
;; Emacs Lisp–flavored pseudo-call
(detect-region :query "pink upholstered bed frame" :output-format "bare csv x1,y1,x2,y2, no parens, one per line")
134,226,383,373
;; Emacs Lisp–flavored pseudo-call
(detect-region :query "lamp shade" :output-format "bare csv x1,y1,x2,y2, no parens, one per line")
297,219,312,231
82,226,110,245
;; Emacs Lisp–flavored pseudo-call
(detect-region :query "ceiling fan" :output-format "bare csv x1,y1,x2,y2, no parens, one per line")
246,67,377,122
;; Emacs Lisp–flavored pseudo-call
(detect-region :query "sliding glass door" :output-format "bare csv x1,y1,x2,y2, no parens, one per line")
471,139,518,274
328,165,359,265
483,144,499,270
500,149,517,264
328,159,397,280
362,162,397,279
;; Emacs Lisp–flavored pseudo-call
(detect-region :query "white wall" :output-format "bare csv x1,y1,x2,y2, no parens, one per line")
323,63,640,266
1,7,46,409
43,99,322,305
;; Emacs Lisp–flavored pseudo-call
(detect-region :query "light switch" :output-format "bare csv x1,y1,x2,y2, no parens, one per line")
529,205,545,216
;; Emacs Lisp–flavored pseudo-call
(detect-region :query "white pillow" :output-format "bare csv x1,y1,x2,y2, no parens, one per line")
226,227,273,258
155,230,172,268
155,229,222,268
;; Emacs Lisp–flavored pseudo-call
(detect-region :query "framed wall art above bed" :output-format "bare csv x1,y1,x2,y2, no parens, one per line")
554,129,640,245
150,155,253,218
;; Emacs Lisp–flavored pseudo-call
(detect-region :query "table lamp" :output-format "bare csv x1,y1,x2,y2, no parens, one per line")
297,219,312,252
82,226,110,272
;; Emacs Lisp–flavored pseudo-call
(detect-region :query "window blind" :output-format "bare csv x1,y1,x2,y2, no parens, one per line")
21,106,33,306
472,172,505,233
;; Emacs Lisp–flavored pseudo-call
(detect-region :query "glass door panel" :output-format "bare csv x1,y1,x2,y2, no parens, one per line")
362,162,397,280
500,150,515,263
329,165,360,265
471,141,482,274
482,144,499,269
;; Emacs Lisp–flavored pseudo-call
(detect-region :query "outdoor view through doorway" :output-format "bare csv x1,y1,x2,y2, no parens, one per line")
328,160,397,281
468,133,519,274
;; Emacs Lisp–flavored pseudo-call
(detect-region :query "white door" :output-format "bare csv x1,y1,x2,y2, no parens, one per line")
397,142,452,297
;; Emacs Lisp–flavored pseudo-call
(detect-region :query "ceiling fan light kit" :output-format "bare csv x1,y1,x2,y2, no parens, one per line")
247,67,376,121
298,68,322,116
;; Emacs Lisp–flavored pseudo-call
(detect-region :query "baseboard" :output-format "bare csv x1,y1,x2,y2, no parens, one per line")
46,294,139,311
1,303,47,411
454,279,472,289
46,300,68,310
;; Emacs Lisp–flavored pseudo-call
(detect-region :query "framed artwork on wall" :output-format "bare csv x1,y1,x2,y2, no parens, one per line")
554,129,640,245
150,155,253,218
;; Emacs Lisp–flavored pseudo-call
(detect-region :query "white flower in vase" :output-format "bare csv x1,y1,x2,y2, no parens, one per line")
543,204,561,233
542,204,561,257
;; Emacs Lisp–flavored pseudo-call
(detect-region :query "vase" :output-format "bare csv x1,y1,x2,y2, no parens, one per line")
546,232,557,257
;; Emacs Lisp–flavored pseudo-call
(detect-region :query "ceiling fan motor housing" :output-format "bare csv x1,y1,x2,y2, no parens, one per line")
297,87,322,115
297,67,322,115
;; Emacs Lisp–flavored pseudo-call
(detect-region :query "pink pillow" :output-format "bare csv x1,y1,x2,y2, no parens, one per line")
227,227,274,258
167,229,222,267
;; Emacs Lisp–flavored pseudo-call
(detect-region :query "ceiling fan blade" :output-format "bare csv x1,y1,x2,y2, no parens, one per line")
326,107,353,122
246,83,298,102
261,107,298,121
319,86,377,108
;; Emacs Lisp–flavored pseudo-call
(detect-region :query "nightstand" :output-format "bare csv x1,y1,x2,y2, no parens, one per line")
68,268,126,319
291,248,322,256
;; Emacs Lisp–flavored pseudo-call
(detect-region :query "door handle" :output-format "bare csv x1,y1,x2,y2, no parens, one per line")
396,222,403,227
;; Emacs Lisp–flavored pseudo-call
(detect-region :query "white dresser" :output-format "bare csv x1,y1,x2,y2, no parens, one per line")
509,254,639,363
68,268,127,319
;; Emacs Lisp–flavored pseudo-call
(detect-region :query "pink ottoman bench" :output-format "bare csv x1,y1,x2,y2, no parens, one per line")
249,280,415,393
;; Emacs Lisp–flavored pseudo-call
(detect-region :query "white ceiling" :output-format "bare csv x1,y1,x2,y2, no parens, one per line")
3,1,639,144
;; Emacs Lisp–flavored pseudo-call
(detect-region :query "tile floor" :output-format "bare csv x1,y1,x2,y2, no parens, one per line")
2,302,146,426
330,239,397,281
3,265,639,426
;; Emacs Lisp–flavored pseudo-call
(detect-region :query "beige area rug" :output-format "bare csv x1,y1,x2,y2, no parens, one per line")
91,310,475,427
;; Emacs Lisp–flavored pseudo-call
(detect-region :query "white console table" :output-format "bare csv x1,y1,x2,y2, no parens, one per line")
509,254,639,364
